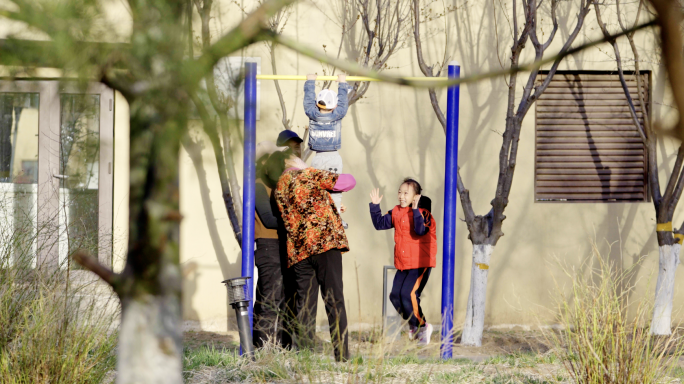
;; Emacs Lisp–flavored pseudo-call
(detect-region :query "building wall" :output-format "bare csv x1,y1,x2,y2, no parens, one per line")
2,0,681,332
178,0,682,332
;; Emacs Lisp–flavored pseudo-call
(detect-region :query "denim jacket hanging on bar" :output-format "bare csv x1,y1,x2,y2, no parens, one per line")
303,80,349,152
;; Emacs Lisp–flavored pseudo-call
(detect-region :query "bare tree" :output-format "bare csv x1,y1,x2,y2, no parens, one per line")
594,0,684,335
412,0,451,130
0,0,660,378
647,0,684,141
341,0,412,104
1,0,298,382
302,0,413,160
267,6,296,130
190,0,244,245
451,0,593,346
644,0,684,334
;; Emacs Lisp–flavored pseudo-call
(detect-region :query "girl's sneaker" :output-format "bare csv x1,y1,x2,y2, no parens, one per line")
408,326,418,341
416,323,433,345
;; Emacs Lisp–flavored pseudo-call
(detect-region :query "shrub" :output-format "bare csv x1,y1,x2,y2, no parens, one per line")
547,245,683,383
0,195,118,384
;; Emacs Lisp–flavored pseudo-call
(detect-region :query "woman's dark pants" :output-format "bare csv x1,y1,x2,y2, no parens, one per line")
292,248,349,362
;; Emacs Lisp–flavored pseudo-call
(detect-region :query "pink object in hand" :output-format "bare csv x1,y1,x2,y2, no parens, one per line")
333,174,356,192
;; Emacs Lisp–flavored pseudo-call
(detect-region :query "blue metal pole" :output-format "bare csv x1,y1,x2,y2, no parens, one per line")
441,61,460,360
242,62,257,343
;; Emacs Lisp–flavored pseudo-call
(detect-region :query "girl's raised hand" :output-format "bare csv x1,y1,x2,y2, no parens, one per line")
370,188,383,205
412,195,421,209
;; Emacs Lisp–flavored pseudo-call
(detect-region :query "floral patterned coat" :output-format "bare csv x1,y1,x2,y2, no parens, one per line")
275,167,349,267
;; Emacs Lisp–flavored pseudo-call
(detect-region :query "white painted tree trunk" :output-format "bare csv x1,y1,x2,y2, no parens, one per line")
117,295,183,384
461,244,493,347
650,244,681,335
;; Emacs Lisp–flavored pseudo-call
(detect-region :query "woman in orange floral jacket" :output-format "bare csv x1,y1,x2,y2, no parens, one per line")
268,150,355,362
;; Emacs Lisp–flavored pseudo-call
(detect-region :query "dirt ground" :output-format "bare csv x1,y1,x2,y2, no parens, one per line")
182,327,551,358
182,328,569,383
182,329,684,383
184,330,240,351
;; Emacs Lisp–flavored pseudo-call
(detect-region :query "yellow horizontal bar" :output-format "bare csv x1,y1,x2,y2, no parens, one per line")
255,75,447,82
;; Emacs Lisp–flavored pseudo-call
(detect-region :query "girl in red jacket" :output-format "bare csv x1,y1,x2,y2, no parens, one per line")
369,178,437,345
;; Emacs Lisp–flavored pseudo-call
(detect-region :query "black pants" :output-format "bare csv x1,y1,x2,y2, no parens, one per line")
253,238,284,348
389,268,431,328
292,249,349,362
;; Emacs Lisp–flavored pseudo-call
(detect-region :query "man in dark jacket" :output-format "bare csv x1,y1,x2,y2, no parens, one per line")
276,129,303,158
253,141,287,347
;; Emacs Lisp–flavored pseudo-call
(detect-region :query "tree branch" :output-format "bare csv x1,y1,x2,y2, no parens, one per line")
412,0,432,77
648,0,684,141
456,167,476,225
1,14,655,94
185,0,298,88
492,0,590,242
625,2,660,207
73,250,120,288
193,0,245,226
540,2,558,51
526,0,591,108
668,144,684,216
188,90,243,246
269,18,655,90
346,0,410,104
412,0,446,130
270,41,292,129
593,1,648,144
513,0,519,45
493,0,536,221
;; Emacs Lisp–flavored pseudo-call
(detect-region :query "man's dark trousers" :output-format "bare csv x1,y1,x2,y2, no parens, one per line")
292,248,349,362
253,238,284,348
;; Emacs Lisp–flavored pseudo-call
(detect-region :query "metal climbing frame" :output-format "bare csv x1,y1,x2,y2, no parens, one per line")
241,62,460,359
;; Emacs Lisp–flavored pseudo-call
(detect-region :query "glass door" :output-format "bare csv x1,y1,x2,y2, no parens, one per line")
56,84,114,269
0,81,113,270
0,85,43,268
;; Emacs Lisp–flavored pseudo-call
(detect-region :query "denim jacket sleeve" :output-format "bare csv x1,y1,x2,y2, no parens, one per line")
303,80,321,120
330,82,349,121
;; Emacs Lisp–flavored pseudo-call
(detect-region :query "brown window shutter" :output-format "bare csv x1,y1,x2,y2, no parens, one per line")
535,72,649,202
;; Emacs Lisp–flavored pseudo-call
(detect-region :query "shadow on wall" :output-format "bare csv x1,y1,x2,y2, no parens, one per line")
566,74,652,302
568,31,668,303
183,261,201,323
182,131,241,331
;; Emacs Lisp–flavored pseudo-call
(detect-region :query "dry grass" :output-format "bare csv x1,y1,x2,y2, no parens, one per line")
182,242,684,384
0,199,119,384
545,244,684,384
182,329,569,383
182,329,684,383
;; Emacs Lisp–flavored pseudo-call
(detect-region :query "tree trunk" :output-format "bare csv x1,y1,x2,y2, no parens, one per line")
115,110,184,383
117,295,182,384
461,243,493,346
651,243,681,335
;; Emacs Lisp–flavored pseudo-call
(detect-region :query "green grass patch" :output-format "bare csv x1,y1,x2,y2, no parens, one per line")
484,351,558,368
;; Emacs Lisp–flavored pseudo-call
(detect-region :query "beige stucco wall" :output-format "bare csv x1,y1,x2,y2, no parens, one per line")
3,0,681,333
178,0,683,332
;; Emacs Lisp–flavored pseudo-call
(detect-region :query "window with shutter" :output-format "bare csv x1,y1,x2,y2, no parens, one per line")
535,71,649,202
